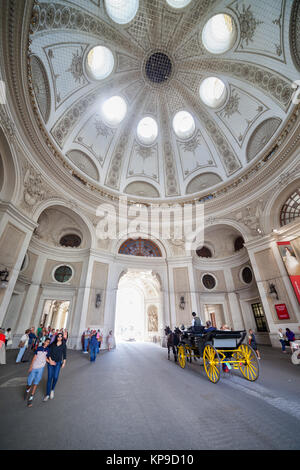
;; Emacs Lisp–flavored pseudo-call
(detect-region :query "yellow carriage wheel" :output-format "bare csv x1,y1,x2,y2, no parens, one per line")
203,345,221,383
237,344,259,381
177,345,186,369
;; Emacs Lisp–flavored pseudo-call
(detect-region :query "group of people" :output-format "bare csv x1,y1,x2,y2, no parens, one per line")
278,327,299,353
0,324,69,407
81,328,114,362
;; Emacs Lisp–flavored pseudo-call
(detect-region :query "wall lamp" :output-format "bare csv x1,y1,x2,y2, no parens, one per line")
179,295,186,310
0,269,9,289
95,293,102,308
269,283,279,300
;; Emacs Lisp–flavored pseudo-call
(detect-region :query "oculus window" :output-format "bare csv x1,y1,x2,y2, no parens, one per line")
202,274,216,290
54,265,73,283
202,14,236,54
101,96,127,127
199,77,227,108
166,0,192,9
137,117,158,145
105,0,139,24
173,111,195,139
86,46,114,80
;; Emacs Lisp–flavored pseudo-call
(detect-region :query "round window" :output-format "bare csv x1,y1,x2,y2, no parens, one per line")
199,77,227,108
54,265,73,283
86,46,114,80
241,267,253,284
202,14,236,54
202,274,216,289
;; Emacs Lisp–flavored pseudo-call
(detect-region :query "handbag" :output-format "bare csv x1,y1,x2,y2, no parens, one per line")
18,341,25,348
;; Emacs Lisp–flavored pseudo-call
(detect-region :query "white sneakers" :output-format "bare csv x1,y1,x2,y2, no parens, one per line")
43,391,54,401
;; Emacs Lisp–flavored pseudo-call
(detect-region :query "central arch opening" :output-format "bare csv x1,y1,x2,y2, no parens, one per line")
115,269,162,344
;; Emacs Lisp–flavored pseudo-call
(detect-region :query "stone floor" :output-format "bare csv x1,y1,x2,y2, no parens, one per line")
0,342,300,450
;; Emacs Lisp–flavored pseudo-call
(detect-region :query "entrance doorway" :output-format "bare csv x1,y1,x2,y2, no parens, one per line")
115,269,161,343
41,300,70,330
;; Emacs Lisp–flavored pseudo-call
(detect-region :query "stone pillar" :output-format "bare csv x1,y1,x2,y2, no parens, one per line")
15,253,47,334
0,203,36,325
224,267,245,329
246,233,300,347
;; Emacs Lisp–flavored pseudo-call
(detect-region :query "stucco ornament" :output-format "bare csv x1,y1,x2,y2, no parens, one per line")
23,167,46,206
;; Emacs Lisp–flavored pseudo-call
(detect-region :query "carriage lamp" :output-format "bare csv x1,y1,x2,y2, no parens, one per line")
0,269,9,289
95,293,102,308
269,283,279,300
179,296,186,310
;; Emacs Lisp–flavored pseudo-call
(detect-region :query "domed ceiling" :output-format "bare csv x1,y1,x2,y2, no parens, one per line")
28,0,298,200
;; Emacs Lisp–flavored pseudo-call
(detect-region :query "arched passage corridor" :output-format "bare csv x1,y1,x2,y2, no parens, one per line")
115,269,162,343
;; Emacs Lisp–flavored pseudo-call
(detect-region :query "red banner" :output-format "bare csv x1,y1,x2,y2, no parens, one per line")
277,241,300,305
275,304,290,320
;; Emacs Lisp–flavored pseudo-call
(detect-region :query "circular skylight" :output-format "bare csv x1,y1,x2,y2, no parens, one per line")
101,96,127,127
105,0,139,24
173,111,195,139
202,14,236,54
166,0,192,8
86,46,114,80
199,77,227,108
137,117,158,145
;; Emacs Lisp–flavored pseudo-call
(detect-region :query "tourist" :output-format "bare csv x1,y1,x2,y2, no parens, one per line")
50,329,56,344
36,324,43,341
220,324,231,372
43,332,67,402
28,327,37,348
21,327,36,363
248,329,261,359
204,320,216,332
278,328,287,353
0,327,6,365
63,329,68,342
89,330,98,362
5,328,12,348
285,328,295,346
83,328,90,353
107,330,114,351
16,329,30,363
96,329,102,354
25,337,51,407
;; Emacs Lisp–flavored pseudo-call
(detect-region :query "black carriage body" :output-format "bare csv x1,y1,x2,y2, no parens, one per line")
179,328,246,358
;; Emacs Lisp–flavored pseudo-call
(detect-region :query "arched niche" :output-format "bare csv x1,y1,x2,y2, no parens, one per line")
33,203,93,249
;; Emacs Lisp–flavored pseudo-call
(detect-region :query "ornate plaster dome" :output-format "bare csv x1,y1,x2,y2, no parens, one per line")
27,0,298,201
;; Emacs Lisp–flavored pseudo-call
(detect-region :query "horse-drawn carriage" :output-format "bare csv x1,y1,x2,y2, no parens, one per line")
165,326,260,383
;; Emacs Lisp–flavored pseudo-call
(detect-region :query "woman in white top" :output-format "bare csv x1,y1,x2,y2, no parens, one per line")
16,329,30,363
278,328,286,353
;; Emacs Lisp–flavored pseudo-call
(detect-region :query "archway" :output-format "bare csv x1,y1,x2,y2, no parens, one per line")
115,269,162,343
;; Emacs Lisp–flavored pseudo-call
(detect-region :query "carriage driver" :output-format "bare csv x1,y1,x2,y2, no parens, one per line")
191,312,203,333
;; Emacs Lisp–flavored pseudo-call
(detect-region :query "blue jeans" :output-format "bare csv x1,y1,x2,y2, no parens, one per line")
16,346,26,363
90,345,97,362
280,339,286,351
46,362,62,396
84,338,89,352
97,341,101,354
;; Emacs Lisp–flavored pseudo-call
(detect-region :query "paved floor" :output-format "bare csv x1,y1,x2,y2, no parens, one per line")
0,342,300,450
